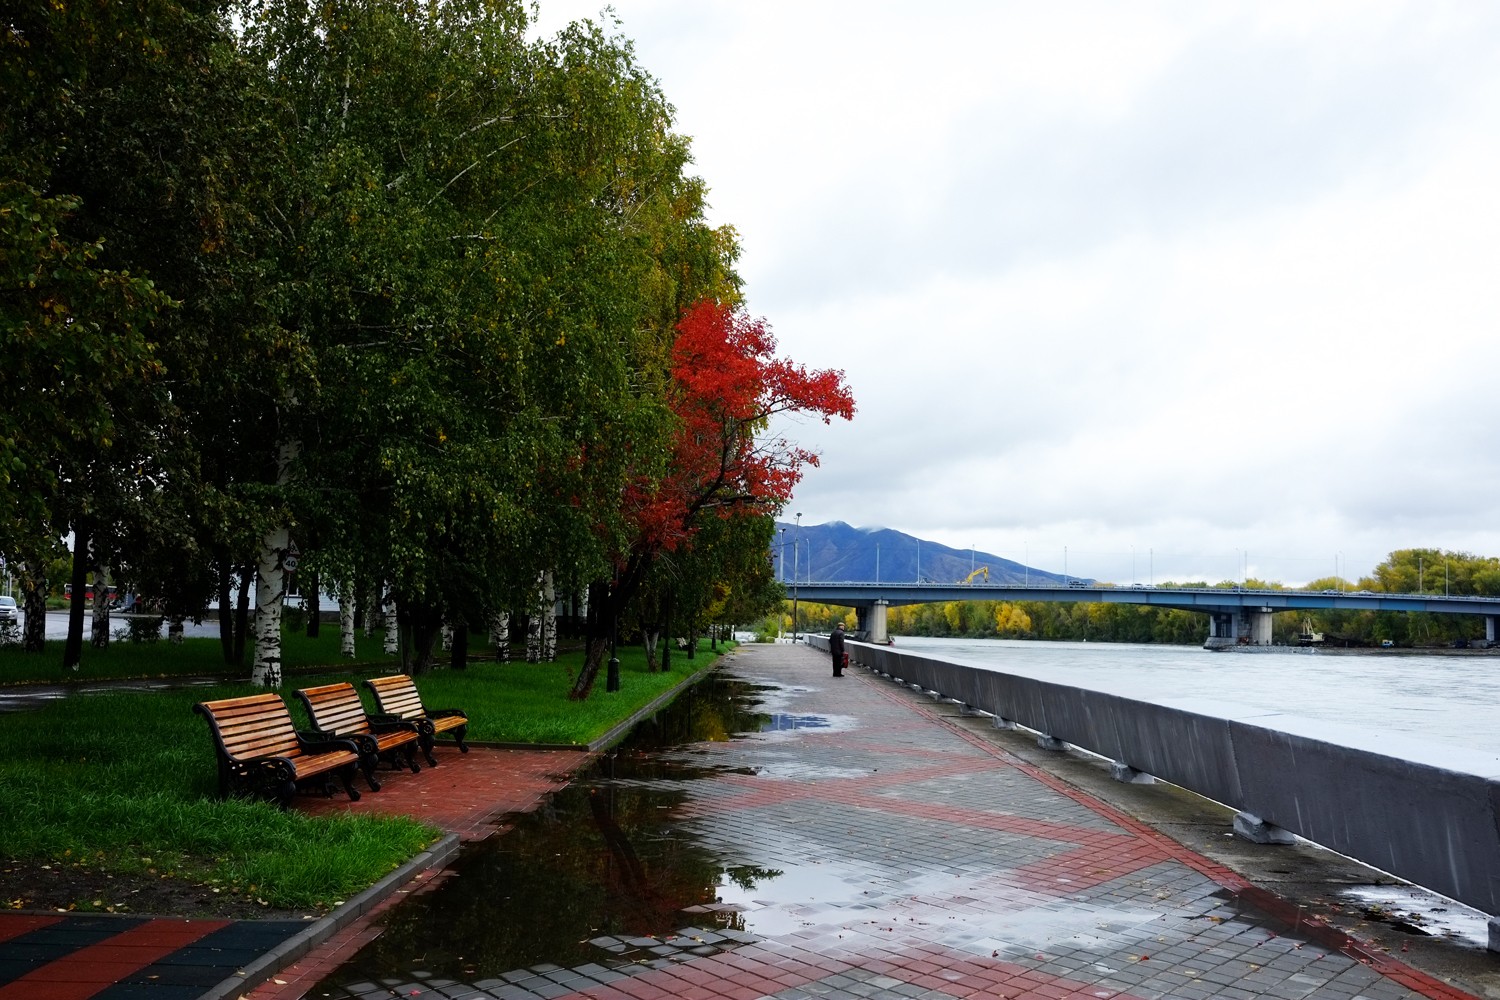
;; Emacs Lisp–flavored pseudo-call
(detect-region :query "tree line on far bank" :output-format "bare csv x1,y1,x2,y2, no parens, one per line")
2,1,853,693
784,548,1500,648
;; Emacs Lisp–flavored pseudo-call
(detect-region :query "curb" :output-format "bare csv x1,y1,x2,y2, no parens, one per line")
198,833,464,1000
587,659,722,752
457,660,724,754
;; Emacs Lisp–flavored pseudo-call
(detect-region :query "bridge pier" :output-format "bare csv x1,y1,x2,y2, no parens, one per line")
1203,607,1275,649
856,600,889,644
1489,616,1496,647
1204,611,1237,650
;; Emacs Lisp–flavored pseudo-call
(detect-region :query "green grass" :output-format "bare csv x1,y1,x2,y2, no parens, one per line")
0,638,729,909
0,626,403,685
0,685,438,910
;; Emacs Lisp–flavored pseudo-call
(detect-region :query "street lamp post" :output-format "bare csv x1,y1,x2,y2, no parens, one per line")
792,513,802,642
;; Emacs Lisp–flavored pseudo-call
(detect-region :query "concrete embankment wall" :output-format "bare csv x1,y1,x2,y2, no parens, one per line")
808,636,1500,922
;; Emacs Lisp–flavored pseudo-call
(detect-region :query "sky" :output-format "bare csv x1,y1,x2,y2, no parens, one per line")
530,1,1500,587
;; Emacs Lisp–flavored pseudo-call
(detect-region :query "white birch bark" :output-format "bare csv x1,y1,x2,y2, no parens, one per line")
250,523,290,686
168,615,185,644
251,441,299,687
541,570,557,662
363,584,376,637
382,587,399,656
340,588,356,657
490,610,510,663
440,622,453,651
90,562,111,648
526,577,542,663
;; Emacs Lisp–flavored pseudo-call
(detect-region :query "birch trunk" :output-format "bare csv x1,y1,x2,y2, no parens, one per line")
339,588,356,657
250,441,299,688
90,561,111,648
541,570,557,662
250,522,290,687
526,608,541,663
168,615,185,644
363,584,376,637
490,610,510,663
440,622,453,651
382,588,399,655
642,623,659,671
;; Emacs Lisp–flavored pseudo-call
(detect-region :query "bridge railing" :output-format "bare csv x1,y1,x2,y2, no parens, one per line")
807,634,1500,931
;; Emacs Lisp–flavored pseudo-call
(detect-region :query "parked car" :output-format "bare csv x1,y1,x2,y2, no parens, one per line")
0,596,17,623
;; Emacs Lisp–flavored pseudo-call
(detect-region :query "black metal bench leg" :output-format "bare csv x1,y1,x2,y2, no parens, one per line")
339,763,362,801
453,723,470,754
419,734,438,768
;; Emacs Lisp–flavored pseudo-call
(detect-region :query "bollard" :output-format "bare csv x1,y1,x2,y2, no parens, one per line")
606,654,620,692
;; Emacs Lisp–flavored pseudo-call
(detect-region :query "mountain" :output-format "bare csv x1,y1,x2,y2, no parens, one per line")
771,521,1073,586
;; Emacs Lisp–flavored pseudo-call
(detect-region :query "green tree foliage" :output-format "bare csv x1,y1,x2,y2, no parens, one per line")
4,1,797,684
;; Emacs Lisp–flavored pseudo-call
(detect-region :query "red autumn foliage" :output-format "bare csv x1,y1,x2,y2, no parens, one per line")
624,299,854,554
573,299,854,699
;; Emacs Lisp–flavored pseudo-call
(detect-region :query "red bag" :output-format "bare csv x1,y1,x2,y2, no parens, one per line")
841,652,850,669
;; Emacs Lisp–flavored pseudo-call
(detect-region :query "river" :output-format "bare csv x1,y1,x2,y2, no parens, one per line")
885,635,1500,757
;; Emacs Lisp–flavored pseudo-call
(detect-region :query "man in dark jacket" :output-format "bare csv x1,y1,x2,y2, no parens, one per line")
829,622,846,676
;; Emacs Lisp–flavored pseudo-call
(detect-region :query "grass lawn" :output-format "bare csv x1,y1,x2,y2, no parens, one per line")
0,625,406,685
0,632,730,914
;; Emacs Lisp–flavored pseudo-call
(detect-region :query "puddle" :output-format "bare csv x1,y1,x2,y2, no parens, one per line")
315,671,784,989
761,713,831,730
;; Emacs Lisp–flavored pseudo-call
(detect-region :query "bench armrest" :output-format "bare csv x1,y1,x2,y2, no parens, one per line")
295,732,362,757
307,728,379,757
425,708,467,720
367,717,420,735
371,712,435,737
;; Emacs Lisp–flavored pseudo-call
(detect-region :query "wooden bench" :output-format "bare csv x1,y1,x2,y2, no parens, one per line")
364,674,469,767
295,681,422,791
194,693,363,808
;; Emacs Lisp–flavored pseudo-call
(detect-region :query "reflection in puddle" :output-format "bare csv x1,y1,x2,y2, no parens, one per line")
760,713,829,730
318,671,783,988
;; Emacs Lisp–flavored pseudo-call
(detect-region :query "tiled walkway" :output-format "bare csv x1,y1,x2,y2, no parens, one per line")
290,644,1487,1000
1,643,1492,999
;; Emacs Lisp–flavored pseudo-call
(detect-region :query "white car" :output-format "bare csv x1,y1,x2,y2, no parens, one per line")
0,596,16,623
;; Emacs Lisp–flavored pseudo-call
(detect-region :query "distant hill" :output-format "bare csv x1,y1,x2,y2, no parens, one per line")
771,521,1074,586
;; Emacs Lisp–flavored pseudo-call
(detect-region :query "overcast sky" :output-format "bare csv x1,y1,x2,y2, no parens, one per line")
532,1,1500,587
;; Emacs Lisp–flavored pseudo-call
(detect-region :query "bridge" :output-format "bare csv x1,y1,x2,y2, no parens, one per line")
788,582,1500,648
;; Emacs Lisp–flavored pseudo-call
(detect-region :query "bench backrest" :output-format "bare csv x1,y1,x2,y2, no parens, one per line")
195,693,300,761
365,674,426,720
296,682,371,736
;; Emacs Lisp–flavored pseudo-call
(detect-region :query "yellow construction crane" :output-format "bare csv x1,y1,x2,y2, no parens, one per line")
961,566,989,584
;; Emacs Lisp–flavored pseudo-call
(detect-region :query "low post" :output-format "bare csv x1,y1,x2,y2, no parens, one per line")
606,654,620,692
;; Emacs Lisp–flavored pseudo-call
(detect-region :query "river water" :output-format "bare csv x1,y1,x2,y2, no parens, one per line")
886,636,1500,758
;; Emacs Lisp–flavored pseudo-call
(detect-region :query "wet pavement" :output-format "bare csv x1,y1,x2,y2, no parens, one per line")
4,641,1498,999
267,643,1496,1000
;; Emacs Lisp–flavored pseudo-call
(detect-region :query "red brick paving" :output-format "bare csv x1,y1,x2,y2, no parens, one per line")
243,746,589,999
296,745,585,840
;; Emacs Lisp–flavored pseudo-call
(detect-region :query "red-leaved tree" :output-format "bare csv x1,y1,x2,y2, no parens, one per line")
571,300,854,698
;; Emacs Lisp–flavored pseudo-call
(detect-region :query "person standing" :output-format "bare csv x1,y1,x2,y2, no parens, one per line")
829,622,846,676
